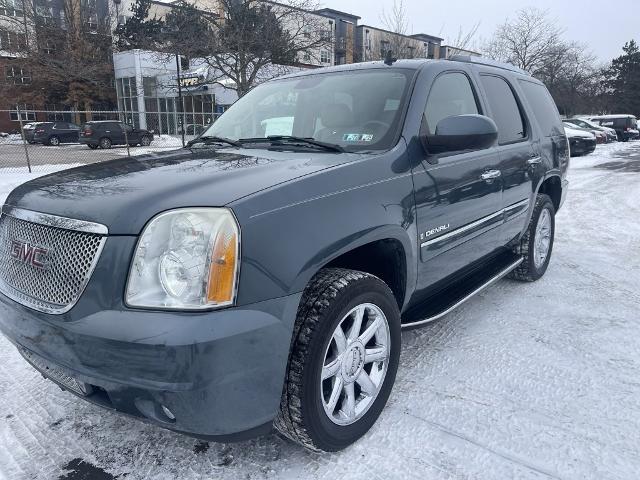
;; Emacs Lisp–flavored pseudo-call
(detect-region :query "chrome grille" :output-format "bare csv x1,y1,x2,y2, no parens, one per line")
0,207,107,314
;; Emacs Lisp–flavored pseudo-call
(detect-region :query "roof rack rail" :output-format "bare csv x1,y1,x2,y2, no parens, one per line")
448,55,531,76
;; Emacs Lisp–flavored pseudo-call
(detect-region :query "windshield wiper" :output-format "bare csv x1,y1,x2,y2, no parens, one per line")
239,136,344,153
187,136,242,148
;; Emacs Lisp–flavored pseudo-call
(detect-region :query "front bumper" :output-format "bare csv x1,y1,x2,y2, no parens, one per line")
0,236,301,441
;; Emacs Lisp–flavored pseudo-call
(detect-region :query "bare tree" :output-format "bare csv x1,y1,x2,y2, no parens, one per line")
483,7,565,75
483,6,605,116
378,0,423,59
0,0,115,111
446,22,480,54
117,0,333,97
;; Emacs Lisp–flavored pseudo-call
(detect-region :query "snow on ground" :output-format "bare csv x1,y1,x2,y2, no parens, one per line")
1,142,640,479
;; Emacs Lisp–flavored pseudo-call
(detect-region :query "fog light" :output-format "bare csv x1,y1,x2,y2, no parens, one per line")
161,405,176,420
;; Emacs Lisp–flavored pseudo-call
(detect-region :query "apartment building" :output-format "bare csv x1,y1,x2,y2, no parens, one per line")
0,0,114,132
354,25,443,62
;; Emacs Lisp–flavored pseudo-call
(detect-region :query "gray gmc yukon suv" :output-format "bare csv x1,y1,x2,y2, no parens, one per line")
0,57,569,452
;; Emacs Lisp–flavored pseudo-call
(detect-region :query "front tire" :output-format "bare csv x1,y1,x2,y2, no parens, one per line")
275,268,401,452
48,135,60,146
509,194,555,282
99,137,112,149
140,135,151,146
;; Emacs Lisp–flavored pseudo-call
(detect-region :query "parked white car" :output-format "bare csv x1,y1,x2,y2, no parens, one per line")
563,123,597,157
566,118,617,142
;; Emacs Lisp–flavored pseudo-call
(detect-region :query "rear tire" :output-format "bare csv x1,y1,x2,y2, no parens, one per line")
274,268,401,452
509,194,555,282
99,137,112,149
48,135,60,146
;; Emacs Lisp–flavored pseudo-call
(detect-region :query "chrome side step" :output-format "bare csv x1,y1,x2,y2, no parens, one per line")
401,257,523,329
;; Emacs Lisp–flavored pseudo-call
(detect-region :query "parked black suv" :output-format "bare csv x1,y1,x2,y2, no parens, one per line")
589,114,639,142
79,121,153,149
31,121,81,146
0,57,568,452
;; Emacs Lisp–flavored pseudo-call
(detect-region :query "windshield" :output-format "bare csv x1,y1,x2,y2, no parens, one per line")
202,69,415,151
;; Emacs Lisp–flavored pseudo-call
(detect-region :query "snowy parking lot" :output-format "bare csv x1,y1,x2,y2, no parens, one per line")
1,142,640,480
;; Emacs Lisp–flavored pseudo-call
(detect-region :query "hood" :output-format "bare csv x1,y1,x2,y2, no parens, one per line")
5,147,358,235
564,126,594,139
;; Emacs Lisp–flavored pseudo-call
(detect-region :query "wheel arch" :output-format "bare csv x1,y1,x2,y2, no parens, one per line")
293,225,415,312
536,174,562,212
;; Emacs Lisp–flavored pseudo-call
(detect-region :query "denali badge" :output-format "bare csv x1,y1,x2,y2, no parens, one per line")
420,224,450,241
10,240,49,269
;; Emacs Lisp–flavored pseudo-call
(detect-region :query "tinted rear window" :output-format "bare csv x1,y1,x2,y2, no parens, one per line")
518,80,562,137
480,75,526,144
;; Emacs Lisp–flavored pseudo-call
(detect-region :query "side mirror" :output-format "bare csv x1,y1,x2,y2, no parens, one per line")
422,114,498,154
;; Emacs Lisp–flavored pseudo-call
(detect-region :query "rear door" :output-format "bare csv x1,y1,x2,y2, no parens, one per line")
53,122,72,142
413,69,503,291
475,71,535,245
106,122,125,144
68,123,80,142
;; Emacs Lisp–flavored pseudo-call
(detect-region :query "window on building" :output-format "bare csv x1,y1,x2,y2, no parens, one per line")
0,0,24,16
180,56,189,71
0,30,26,52
142,76,156,97
424,72,479,134
320,29,332,42
303,51,311,62
480,75,526,144
86,13,98,31
320,50,330,63
35,4,54,24
9,104,36,121
43,39,55,54
5,65,31,84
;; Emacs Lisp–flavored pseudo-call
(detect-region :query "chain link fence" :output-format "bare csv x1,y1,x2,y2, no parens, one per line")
0,109,220,174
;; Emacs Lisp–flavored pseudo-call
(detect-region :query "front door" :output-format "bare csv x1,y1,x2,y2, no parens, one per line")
413,70,503,293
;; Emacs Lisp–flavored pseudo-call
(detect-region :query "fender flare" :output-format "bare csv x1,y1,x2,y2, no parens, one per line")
290,224,417,310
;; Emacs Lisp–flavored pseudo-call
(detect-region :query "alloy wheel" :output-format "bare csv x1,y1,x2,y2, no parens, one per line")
534,208,552,269
320,303,391,426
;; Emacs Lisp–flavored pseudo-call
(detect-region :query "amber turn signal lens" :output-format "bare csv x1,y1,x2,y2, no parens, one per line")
207,217,238,304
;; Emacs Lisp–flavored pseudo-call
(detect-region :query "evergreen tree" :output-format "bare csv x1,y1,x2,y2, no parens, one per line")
606,40,640,116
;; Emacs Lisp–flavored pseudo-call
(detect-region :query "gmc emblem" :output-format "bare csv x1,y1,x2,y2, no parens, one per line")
10,240,49,269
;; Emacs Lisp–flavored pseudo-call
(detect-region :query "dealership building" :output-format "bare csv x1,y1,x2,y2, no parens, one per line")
113,50,239,134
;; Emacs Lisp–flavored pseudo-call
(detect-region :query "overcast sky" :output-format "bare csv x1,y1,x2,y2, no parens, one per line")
319,0,637,63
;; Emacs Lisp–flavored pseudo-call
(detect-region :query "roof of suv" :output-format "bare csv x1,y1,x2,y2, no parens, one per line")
275,57,532,81
590,114,637,120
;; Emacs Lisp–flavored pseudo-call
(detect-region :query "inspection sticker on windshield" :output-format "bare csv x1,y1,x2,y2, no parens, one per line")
343,134,374,142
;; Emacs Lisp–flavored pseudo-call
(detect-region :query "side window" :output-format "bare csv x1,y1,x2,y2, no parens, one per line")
480,75,526,144
53,122,68,129
518,80,562,137
424,72,479,134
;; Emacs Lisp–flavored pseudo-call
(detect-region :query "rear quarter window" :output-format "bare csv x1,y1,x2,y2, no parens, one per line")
518,80,562,137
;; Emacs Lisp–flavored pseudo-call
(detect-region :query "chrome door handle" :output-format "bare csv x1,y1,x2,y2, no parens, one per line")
527,156,542,165
480,170,502,181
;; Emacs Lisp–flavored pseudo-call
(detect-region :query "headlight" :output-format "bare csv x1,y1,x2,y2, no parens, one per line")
126,208,240,310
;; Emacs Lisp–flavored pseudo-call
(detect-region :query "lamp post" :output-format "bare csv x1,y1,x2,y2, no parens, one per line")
161,26,185,147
